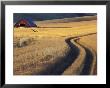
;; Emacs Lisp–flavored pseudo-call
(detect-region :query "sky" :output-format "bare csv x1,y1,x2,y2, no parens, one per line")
14,13,96,23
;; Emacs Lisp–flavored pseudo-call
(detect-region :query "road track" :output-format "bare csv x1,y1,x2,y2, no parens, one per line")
63,33,97,75
34,33,97,75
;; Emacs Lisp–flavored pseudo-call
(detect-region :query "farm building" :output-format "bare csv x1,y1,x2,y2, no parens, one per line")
14,19,37,27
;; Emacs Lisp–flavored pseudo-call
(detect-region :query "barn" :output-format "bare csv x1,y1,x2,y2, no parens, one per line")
14,19,37,28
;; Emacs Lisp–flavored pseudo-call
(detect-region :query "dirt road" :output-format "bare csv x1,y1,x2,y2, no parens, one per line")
33,33,97,75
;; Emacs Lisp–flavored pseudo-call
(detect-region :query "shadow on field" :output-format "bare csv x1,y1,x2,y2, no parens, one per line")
34,37,79,75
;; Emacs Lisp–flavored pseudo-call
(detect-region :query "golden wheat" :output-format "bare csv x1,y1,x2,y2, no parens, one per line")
13,16,97,75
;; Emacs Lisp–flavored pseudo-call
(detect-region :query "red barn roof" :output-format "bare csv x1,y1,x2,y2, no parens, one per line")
14,19,37,27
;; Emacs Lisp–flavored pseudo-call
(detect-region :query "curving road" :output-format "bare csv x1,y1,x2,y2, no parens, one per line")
34,33,97,75
77,41,96,75
63,33,97,75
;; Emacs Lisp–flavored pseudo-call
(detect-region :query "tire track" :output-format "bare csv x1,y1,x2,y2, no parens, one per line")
63,33,97,75
78,41,97,75
78,42,94,75
62,38,86,75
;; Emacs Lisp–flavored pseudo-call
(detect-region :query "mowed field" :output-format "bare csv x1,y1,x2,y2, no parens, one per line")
13,16,97,75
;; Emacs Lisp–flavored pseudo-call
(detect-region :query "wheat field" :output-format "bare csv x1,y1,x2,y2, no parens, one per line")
13,16,97,75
